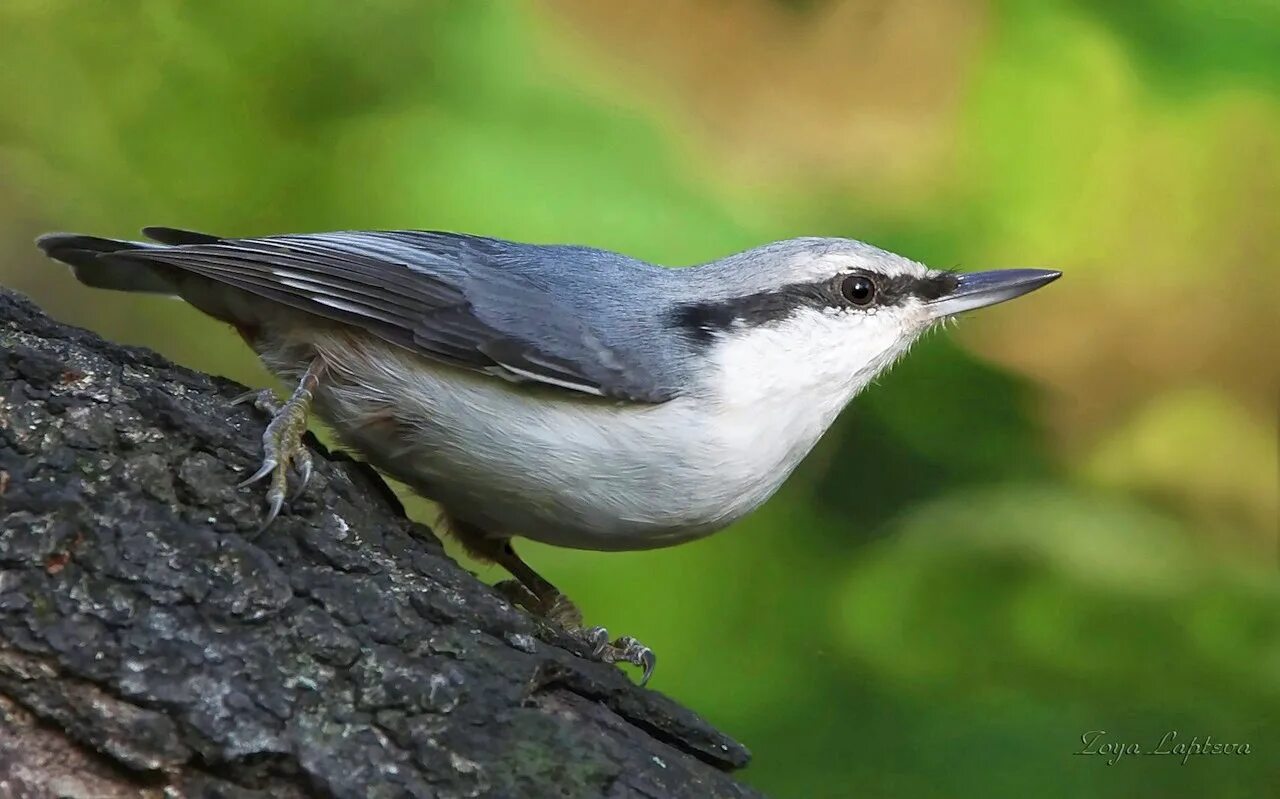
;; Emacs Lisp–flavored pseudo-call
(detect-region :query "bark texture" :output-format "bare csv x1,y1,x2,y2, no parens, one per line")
0,288,759,799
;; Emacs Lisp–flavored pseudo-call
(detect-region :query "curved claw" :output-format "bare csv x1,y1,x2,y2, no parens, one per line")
583,626,610,658
638,648,656,687
229,389,263,406
579,632,657,686
610,635,656,686
231,388,281,414
293,450,314,498
259,488,285,532
238,458,277,488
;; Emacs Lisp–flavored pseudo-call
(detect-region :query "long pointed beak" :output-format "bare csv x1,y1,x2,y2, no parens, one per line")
926,268,1061,318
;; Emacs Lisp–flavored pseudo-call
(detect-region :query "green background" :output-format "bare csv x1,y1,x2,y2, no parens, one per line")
1,2,1275,796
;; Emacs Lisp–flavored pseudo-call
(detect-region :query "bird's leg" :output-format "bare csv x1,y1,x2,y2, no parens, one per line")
491,542,656,685
234,359,323,529
489,541,584,628
452,522,656,685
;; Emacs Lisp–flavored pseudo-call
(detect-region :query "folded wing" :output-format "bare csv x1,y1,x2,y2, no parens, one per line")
116,227,673,403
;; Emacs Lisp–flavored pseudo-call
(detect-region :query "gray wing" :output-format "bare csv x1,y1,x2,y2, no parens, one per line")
119,227,675,403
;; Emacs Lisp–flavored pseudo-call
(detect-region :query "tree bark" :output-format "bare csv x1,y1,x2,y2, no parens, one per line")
0,288,760,799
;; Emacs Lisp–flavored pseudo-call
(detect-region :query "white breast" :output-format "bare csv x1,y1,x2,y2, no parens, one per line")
279,311,907,551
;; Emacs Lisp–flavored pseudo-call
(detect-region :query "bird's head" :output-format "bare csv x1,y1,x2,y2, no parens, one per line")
677,237,1060,417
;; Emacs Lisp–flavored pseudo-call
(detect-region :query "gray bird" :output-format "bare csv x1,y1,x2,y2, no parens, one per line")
36,227,1059,683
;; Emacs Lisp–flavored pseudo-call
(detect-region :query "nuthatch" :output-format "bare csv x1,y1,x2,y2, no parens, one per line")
37,227,1059,683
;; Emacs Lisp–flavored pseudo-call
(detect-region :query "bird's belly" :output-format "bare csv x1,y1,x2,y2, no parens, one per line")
300,343,800,551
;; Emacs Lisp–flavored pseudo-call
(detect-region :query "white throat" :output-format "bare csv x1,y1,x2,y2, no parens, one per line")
698,307,920,478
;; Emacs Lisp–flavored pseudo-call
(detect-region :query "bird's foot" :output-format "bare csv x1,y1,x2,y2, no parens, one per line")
494,580,656,686
579,626,657,687
234,363,322,529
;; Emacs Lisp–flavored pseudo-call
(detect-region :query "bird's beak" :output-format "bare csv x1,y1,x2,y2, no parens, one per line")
926,268,1061,318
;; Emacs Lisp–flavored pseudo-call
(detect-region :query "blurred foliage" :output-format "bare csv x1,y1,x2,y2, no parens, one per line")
0,1,1276,797
1067,0,1280,92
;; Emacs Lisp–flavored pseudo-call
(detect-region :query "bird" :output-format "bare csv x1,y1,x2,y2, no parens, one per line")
36,226,1060,684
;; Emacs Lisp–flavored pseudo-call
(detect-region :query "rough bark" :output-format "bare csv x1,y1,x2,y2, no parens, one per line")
0,288,759,799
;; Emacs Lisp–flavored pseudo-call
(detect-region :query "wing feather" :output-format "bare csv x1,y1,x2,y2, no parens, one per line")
113,229,672,401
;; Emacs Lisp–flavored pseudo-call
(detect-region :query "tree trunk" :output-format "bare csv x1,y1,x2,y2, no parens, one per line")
0,288,760,799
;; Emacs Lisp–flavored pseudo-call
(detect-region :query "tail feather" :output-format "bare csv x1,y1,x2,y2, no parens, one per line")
35,232,143,264
35,232,176,294
142,226,223,246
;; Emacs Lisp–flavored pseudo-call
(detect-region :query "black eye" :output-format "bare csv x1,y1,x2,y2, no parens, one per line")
840,274,877,306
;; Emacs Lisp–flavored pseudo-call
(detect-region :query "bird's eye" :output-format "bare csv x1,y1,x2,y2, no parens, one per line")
840,275,877,306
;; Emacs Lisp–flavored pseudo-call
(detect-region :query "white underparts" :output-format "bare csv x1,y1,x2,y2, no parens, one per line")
260,305,928,551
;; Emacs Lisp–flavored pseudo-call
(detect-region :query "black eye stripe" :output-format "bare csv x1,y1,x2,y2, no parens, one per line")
670,270,959,342
831,270,959,306
877,271,959,302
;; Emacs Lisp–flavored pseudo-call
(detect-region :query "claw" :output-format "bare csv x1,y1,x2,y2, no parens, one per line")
230,388,280,414
638,648,656,687
238,458,277,488
570,629,657,686
261,487,285,532
609,636,656,686
584,626,610,658
294,449,314,497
